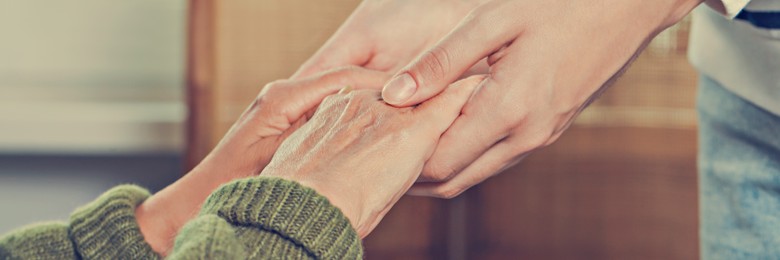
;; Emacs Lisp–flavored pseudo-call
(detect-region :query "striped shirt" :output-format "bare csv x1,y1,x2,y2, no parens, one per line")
689,0,780,115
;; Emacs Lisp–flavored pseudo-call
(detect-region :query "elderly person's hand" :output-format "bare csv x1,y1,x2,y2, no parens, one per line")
136,67,389,254
192,67,389,182
379,0,703,198
262,76,483,238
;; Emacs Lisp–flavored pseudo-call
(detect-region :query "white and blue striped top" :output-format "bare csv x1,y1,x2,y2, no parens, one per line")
689,0,780,115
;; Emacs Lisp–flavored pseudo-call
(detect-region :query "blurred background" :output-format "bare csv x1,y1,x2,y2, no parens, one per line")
187,1,699,259
0,0,185,233
1,1,700,259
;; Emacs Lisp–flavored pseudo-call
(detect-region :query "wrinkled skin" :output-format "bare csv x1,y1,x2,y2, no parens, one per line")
262,76,483,238
136,67,390,255
195,67,391,181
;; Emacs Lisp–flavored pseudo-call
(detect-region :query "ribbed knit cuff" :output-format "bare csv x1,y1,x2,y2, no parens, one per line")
201,177,362,259
69,185,160,260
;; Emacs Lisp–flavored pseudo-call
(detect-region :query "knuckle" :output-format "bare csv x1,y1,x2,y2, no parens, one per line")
320,93,348,111
346,92,367,106
414,46,452,83
381,122,413,144
499,106,531,132
338,92,365,117
353,90,384,108
509,131,550,155
356,104,382,127
259,79,287,97
320,94,338,105
250,80,288,112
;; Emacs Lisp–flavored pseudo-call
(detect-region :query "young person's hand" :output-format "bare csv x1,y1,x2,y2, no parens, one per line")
136,67,389,255
262,76,483,238
293,0,488,78
379,0,703,198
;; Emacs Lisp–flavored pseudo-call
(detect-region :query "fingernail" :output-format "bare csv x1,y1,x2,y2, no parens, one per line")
382,73,417,104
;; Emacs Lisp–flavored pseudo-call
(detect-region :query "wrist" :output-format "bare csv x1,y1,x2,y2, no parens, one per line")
135,167,229,255
135,193,178,255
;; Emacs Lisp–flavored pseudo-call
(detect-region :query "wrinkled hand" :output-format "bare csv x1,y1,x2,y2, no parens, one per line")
137,67,389,254
262,76,483,238
379,0,702,198
193,67,390,180
293,0,488,78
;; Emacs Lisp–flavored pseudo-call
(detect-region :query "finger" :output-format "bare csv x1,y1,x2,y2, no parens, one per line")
304,66,391,92
412,75,484,135
408,140,525,199
416,76,515,182
381,7,517,106
283,67,391,121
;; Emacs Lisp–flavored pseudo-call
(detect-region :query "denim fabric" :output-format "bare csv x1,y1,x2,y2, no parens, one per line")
698,74,780,259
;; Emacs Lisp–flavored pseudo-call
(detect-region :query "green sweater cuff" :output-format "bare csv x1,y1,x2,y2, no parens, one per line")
68,185,159,260
201,177,362,259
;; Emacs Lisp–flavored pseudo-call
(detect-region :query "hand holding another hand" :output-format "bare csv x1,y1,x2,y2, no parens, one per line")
262,76,483,237
137,67,389,254
380,0,702,198
193,67,390,181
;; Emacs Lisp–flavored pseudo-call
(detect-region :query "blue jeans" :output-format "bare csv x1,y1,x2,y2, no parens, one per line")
698,74,780,259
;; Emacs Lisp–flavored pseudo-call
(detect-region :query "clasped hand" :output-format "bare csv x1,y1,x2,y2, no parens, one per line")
295,0,702,198
263,75,482,237
139,66,482,254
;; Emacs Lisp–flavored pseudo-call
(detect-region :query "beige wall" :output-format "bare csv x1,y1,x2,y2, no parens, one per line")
0,0,186,153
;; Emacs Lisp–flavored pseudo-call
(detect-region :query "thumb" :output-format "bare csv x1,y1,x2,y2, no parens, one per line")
413,75,485,135
381,11,512,107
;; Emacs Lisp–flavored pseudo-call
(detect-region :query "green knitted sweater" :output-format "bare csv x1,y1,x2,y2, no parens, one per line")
0,177,362,259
